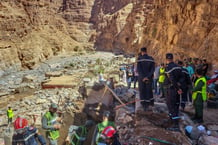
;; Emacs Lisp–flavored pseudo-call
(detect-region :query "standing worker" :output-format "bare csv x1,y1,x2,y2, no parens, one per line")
7,106,14,125
137,47,155,111
178,61,192,111
158,63,165,98
164,53,184,131
192,69,207,123
42,103,62,145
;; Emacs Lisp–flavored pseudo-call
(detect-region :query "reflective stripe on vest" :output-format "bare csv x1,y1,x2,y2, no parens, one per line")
158,68,165,83
192,77,207,101
7,109,13,118
45,112,60,140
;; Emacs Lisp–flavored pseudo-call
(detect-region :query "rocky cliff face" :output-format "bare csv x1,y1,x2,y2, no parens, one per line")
0,0,217,71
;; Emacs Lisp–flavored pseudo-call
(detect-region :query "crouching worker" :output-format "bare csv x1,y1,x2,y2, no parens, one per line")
99,126,121,145
65,120,94,145
12,116,46,145
96,111,115,144
42,103,62,145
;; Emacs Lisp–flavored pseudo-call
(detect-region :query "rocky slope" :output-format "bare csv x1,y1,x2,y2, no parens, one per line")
0,0,217,71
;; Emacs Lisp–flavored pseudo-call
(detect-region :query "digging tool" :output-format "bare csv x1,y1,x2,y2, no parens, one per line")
140,135,177,145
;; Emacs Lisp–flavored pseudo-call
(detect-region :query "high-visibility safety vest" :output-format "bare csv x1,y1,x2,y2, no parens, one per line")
97,120,115,133
192,77,207,101
158,67,165,83
45,112,60,140
7,109,13,118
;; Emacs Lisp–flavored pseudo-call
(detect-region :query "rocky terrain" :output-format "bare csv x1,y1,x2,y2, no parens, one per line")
0,0,218,144
0,0,218,72
0,52,218,145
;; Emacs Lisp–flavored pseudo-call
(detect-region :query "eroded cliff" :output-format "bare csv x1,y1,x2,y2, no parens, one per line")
0,0,217,71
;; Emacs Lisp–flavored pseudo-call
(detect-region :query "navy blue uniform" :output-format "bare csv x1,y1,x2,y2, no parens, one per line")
180,67,192,109
164,62,184,126
137,54,155,109
12,127,46,145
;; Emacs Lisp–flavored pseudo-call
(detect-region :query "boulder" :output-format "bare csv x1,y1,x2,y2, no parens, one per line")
45,71,63,78
22,75,36,83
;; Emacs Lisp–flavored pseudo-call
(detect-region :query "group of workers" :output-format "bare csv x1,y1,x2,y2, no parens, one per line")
7,103,62,145
6,46,215,144
7,103,120,145
136,47,210,131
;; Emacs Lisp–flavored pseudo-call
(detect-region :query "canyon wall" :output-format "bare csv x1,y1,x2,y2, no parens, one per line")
0,0,217,71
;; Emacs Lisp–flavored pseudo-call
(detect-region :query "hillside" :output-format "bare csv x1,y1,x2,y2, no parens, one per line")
0,0,217,71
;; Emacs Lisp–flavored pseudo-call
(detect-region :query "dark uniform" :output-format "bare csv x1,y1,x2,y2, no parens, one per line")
180,67,192,110
137,48,155,110
164,54,184,130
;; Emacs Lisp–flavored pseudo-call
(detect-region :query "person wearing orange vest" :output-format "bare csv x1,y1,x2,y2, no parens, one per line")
7,106,14,125
192,69,207,123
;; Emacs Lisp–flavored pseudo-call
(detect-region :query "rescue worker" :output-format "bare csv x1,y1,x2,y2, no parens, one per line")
158,63,165,98
42,103,62,145
100,126,121,145
96,111,115,144
177,61,192,111
137,47,155,111
153,64,160,95
7,106,14,125
192,69,207,123
12,116,46,145
164,53,184,131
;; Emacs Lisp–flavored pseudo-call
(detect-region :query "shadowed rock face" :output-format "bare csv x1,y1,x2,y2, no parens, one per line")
0,0,217,70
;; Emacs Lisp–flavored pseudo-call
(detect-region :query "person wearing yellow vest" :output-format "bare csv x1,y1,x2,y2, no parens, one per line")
42,103,62,145
192,69,207,123
96,111,115,144
7,106,14,125
158,63,165,98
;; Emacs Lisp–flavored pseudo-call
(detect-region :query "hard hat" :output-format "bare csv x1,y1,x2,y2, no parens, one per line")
185,125,193,134
101,126,116,139
14,117,28,130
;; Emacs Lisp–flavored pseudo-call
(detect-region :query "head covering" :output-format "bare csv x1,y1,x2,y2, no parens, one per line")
166,53,173,59
14,117,28,130
140,47,147,52
101,126,116,139
50,103,58,109
185,125,193,134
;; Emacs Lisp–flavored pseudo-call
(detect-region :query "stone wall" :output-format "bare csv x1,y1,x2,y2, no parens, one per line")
0,0,217,70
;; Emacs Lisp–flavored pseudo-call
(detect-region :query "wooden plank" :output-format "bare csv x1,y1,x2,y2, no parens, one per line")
104,84,125,105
